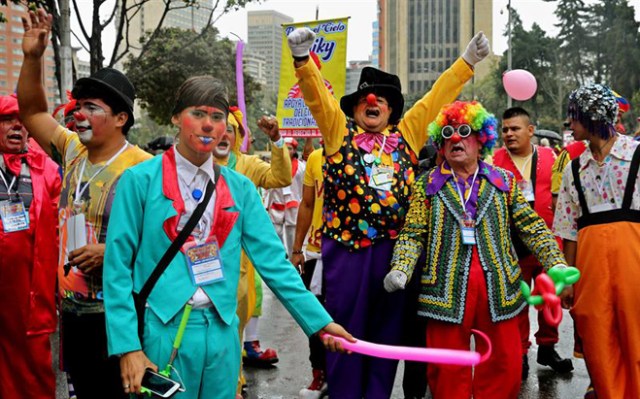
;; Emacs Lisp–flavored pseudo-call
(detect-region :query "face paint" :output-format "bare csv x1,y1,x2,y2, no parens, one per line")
177,106,227,157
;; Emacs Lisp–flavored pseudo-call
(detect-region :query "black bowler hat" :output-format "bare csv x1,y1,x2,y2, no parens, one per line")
340,67,404,124
72,67,135,117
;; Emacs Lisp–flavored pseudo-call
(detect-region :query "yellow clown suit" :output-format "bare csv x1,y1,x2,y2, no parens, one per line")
213,108,292,393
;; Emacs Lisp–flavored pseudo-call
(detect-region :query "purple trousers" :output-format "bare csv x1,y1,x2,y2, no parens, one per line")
323,238,408,399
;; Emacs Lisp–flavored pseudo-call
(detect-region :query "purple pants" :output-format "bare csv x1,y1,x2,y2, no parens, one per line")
323,238,408,399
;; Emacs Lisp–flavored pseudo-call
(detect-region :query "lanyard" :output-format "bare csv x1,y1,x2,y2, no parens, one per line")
451,166,479,218
75,142,129,203
375,134,388,164
0,169,17,195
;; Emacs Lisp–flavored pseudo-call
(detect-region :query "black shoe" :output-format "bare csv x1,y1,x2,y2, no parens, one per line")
537,345,574,373
522,354,529,380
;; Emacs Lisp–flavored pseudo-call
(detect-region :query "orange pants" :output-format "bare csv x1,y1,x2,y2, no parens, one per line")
426,248,521,399
574,222,640,399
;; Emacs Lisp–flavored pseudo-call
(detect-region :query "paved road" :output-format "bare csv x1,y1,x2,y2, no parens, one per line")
54,287,589,398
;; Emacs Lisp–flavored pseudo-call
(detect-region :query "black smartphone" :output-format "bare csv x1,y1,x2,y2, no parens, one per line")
141,369,181,398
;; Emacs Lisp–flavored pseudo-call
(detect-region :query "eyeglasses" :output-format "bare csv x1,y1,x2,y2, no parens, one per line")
441,124,472,139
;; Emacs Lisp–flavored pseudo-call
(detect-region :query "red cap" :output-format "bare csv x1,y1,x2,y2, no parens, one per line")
0,94,19,116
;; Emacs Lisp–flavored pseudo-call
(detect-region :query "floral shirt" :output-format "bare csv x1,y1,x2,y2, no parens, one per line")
553,134,640,241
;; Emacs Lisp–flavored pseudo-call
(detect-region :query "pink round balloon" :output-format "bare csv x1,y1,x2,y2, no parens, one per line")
503,69,537,101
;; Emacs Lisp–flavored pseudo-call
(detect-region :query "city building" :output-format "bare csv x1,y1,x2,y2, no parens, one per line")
0,3,58,106
243,51,268,88
247,10,294,93
117,0,213,61
346,59,374,94
379,0,493,95
372,20,380,69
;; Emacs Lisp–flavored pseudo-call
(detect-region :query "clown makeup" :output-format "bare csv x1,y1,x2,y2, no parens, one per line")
73,99,112,144
173,106,227,165
212,123,234,159
443,131,481,170
353,94,392,133
0,114,27,153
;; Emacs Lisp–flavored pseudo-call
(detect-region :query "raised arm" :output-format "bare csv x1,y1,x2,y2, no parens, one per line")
18,9,66,158
252,116,292,189
400,32,489,153
288,28,347,156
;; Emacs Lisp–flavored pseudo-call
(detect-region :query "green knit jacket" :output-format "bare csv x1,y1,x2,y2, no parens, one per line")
390,163,566,323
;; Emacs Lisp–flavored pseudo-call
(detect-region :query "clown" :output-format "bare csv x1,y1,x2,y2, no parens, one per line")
212,108,293,396
385,101,568,399
554,84,640,399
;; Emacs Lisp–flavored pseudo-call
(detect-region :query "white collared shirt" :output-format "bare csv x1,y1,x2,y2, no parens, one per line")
174,145,217,308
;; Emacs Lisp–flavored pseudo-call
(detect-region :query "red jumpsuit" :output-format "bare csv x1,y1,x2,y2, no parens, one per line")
0,144,61,399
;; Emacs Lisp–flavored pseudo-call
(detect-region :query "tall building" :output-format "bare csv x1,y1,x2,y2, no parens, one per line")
118,0,213,61
372,21,380,68
379,0,493,95
244,51,268,88
346,59,373,94
247,10,293,93
0,3,58,106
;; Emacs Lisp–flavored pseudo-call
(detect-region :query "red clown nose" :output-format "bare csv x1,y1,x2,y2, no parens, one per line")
450,133,462,143
73,111,87,122
366,93,377,106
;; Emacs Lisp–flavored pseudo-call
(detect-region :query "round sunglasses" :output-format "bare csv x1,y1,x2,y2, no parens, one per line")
441,124,472,139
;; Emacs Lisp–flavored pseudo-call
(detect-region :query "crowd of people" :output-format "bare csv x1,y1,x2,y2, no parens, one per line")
2,7,639,399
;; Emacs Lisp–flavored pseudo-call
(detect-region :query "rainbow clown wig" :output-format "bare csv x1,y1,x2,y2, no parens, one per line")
227,106,246,154
428,101,498,158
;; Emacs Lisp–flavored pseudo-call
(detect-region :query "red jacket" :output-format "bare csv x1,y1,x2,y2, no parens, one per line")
0,142,61,336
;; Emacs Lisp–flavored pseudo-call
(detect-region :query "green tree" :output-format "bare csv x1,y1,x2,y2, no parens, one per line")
124,26,262,127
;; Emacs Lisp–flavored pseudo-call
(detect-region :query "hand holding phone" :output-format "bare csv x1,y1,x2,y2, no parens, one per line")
141,369,180,398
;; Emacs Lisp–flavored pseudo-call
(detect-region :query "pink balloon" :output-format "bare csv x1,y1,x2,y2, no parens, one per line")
503,69,537,101
321,329,492,366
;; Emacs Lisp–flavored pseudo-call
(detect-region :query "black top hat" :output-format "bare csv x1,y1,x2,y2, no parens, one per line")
340,67,404,124
72,68,135,114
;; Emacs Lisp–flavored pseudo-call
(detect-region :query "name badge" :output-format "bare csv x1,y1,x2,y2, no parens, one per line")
67,213,88,253
519,180,535,202
590,202,616,213
368,165,394,192
183,237,225,286
461,226,476,245
0,199,29,232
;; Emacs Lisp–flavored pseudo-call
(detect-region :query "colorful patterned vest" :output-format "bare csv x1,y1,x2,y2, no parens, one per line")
322,121,418,249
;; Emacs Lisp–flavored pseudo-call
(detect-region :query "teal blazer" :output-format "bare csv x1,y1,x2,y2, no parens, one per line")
103,148,331,356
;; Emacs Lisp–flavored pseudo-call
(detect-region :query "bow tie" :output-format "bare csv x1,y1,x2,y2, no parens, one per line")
2,152,28,176
354,132,399,154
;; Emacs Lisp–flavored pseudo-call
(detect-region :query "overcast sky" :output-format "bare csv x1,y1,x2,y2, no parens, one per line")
214,0,640,62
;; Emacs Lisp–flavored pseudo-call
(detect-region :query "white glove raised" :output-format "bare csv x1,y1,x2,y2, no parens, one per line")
462,31,490,66
383,270,408,293
287,27,316,58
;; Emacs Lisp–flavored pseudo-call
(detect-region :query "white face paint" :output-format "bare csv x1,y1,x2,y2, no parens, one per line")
78,128,93,144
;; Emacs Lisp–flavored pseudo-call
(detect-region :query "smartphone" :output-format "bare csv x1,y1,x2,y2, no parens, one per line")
141,369,181,398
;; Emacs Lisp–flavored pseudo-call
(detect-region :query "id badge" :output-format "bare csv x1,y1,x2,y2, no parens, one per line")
519,181,535,202
590,202,616,213
0,199,29,232
67,213,87,253
183,237,225,286
460,219,476,245
368,165,394,191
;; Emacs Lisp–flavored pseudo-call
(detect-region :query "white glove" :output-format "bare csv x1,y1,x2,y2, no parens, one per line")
383,270,408,293
462,31,490,66
287,27,316,58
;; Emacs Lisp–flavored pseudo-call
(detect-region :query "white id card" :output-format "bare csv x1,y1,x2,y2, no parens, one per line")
519,180,535,202
66,213,87,252
183,237,225,286
590,202,616,213
0,199,29,232
368,165,394,191
461,226,476,245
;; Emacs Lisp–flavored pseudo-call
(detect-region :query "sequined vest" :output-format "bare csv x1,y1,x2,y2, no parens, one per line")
322,121,418,249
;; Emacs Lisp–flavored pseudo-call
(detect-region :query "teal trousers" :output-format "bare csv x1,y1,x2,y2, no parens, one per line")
143,307,241,399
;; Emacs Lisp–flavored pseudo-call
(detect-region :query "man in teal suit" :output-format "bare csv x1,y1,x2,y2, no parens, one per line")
103,76,351,399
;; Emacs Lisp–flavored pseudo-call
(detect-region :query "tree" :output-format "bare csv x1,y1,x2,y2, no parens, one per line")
124,26,261,126
547,0,591,85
